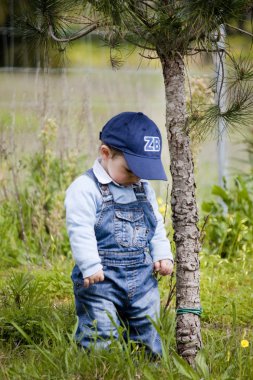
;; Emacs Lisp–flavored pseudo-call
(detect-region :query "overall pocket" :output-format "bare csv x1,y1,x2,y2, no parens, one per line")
114,208,148,248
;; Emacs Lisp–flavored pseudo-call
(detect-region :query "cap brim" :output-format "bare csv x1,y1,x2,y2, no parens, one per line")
123,152,167,181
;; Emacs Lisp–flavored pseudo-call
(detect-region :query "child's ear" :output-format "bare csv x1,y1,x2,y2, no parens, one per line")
100,145,112,160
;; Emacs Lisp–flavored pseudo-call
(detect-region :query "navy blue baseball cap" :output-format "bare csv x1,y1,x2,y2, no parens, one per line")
99,112,167,180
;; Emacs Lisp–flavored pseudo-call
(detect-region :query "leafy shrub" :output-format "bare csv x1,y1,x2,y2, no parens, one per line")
201,175,253,258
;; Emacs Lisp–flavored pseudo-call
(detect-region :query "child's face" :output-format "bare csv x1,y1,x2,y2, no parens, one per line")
100,145,140,186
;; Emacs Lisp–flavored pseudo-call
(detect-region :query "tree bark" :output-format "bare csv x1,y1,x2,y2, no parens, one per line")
158,52,202,365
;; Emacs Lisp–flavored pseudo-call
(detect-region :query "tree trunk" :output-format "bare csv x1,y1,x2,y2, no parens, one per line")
158,52,202,365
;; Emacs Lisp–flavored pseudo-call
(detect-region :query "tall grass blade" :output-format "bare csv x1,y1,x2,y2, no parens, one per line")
171,350,200,380
10,321,59,370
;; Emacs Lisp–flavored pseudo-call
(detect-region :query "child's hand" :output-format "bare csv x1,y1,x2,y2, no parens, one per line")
84,270,104,288
154,259,173,276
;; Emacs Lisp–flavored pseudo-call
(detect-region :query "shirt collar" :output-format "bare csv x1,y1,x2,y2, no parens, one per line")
93,158,112,184
92,158,147,187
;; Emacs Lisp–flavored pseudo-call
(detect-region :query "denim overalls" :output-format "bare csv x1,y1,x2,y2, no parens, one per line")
71,169,162,355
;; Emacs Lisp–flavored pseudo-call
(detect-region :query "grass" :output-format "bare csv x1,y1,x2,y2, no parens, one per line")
0,255,252,379
201,256,253,327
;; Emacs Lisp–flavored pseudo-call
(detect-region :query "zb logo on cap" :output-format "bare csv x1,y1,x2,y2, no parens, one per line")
144,136,160,152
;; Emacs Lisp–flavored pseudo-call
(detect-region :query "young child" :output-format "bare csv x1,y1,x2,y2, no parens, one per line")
65,111,173,356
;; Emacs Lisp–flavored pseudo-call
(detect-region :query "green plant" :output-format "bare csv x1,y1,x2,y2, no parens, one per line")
0,272,75,346
201,175,253,258
0,119,82,268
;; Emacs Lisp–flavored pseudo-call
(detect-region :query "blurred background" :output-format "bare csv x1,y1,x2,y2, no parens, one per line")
0,1,252,203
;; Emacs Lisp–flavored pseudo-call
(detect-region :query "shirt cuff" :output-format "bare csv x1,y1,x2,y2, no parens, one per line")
150,244,174,263
78,262,103,279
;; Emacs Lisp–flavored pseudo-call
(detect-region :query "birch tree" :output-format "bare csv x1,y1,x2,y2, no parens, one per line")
17,0,253,365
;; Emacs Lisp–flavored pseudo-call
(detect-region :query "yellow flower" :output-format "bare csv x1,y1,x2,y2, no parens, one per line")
157,197,163,206
241,339,249,348
159,205,166,215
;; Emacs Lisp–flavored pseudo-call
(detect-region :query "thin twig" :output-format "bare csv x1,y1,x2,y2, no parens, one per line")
139,52,159,59
49,24,98,43
124,35,156,50
186,47,235,64
10,166,26,243
164,273,176,312
199,214,210,245
59,15,96,24
163,183,170,225
226,23,253,38
186,47,227,54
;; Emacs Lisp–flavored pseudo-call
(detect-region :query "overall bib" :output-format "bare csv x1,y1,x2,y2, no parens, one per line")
71,169,162,355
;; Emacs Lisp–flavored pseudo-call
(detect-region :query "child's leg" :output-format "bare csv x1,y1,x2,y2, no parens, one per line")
126,283,162,356
73,282,121,349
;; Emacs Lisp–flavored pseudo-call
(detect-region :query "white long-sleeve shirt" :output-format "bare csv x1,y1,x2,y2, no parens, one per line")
65,159,173,278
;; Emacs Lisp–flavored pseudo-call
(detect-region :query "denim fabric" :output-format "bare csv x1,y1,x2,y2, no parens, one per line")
71,169,162,355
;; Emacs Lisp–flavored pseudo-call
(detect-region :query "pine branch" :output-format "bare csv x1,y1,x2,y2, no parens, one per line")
109,49,124,70
227,55,253,82
124,36,156,50
190,84,253,140
49,23,98,43
139,52,159,59
126,2,153,29
59,15,97,25
226,23,253,38
186,47,226,53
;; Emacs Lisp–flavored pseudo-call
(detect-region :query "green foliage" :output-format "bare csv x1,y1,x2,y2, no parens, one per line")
1,258,253,379
0,119,81,268
200,253,253,326
14,0,252,58
180,0,248,38
0,271,74,346
201,175,253,258
190,60,253,140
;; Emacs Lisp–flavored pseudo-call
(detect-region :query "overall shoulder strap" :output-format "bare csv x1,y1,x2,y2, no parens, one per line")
132,182,147,200
85,169,113,202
